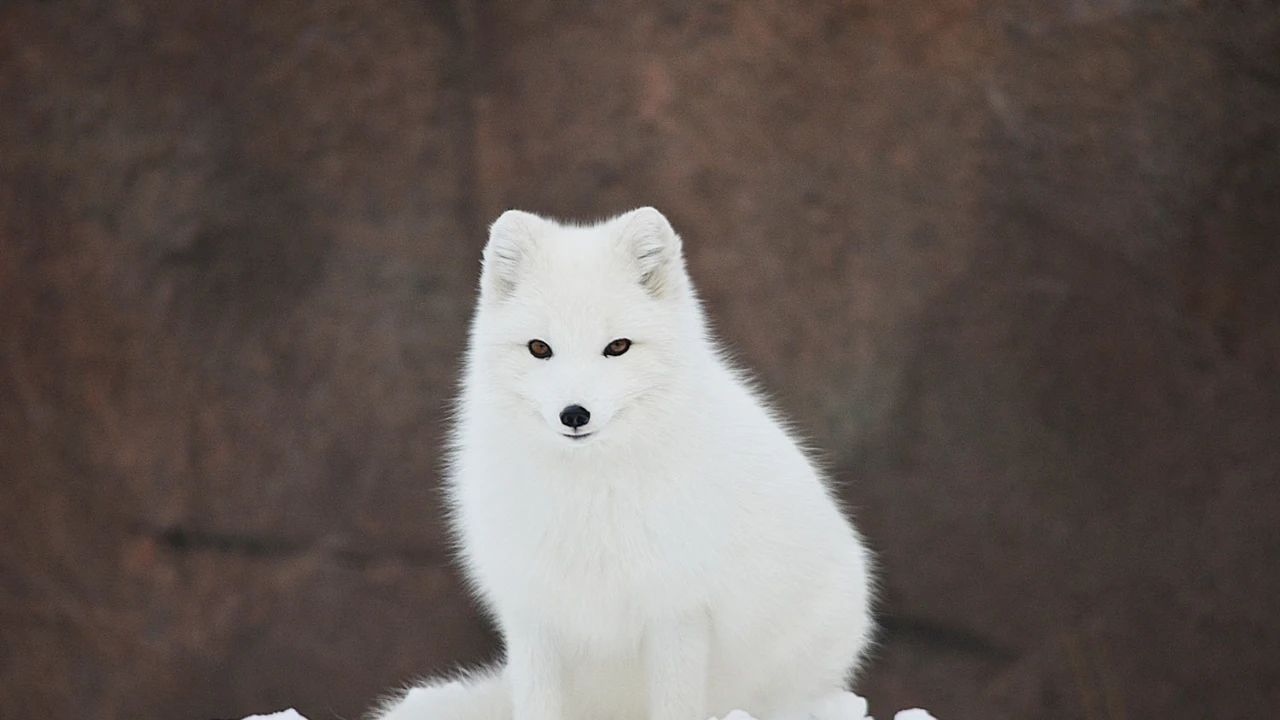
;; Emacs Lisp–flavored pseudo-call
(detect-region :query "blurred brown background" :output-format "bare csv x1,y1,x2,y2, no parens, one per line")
2,1,1279,719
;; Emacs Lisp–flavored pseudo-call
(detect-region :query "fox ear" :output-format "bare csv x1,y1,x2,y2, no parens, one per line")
618,207,684,297
481,210,542,300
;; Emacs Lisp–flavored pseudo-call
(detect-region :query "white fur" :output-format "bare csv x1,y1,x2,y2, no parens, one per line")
373,208,875,720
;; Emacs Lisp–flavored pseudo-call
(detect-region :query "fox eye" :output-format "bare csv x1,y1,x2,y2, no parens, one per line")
603,338,632,357
528,339,553,359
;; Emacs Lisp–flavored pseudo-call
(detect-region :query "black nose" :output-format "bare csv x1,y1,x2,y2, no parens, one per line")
559,404,591,428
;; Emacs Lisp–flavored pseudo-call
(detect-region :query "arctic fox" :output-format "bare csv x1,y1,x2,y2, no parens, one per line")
373,207,875,720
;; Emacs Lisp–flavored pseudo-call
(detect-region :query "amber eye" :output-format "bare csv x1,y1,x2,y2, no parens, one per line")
528,339,553,359
603,338,632,357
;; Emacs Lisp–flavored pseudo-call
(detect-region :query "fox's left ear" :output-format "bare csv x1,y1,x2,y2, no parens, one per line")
617,207,685,297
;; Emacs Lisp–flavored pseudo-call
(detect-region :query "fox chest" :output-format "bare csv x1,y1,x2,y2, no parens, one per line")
463,478,717,639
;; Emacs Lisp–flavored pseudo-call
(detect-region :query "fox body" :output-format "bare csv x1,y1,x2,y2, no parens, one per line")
374,208,874,720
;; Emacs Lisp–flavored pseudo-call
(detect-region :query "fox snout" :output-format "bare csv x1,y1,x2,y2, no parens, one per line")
559,404,591,429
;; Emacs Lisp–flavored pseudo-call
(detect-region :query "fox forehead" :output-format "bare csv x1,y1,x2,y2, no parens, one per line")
486,233,655,321
482,283,669,351
521,223,638,284
475,207,691,355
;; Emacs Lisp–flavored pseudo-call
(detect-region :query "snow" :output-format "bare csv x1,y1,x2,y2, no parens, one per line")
237,693,935,720
238,711,308,720
776,691,937,720
890,712,937,720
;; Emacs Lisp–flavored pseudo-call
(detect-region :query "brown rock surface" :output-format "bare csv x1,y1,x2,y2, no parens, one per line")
2,2,1278,719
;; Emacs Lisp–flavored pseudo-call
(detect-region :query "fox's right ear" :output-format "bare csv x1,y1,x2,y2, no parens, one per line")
481,210,541,300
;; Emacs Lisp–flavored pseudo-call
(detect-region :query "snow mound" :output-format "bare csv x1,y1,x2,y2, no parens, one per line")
238,693,934,720
714,692,936,720
238,711,308,720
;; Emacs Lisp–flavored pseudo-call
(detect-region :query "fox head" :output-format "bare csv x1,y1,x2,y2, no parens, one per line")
465,207,702,449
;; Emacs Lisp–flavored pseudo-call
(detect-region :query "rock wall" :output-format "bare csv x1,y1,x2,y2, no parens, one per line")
2,2,1277,719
